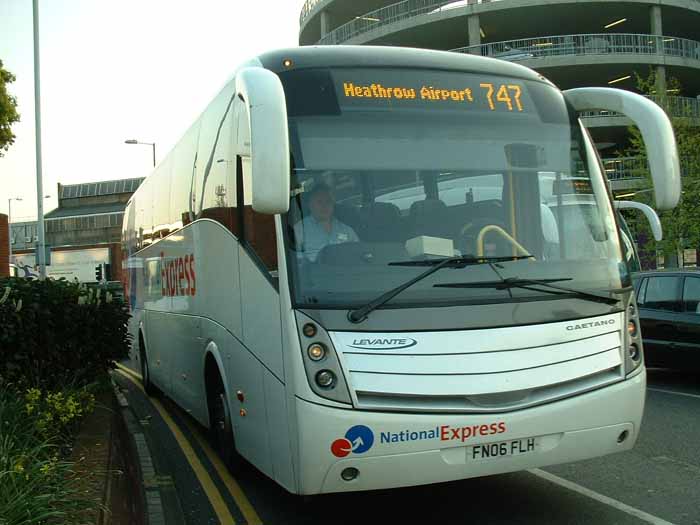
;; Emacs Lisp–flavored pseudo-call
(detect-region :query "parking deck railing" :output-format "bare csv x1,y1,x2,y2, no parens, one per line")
452,33,700,62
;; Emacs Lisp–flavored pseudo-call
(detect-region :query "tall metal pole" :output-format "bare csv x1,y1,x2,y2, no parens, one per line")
152,143,156,167
33,0,47,280
7,199,13,267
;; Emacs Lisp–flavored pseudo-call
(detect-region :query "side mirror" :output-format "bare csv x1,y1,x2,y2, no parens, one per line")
614,200,663,241
236,67,290,214
563,88,681,211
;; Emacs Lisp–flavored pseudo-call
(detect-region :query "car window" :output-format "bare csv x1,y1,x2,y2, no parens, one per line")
636,278,648,305
682,276,700,313
643,276,681,311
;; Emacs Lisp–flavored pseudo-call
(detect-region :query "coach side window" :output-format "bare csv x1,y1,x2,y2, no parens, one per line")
240,155,278,275
199,93,240,237
171,122,200,230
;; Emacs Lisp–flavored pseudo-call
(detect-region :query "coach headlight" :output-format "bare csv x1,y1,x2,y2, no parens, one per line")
308,343,326,361
296,312,352,405
315,370,336,388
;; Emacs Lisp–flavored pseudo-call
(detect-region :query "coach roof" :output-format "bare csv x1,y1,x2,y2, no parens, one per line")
258,46,549,84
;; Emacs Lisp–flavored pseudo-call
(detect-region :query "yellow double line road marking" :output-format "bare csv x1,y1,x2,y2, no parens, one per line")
113,362,262,525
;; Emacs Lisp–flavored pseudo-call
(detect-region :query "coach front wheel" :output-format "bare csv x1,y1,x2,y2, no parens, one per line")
209,380,241,469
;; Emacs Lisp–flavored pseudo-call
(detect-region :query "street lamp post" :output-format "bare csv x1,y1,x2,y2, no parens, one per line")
33,0,47,280
7,197,22,268
125,139,156,167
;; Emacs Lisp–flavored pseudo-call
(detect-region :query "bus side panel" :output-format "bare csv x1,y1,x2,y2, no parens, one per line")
263,368,296,493
225,335,274,479
194,221,243,338
165,312,202,416
170,221,242,418
238,246,284,380
144,310,175,395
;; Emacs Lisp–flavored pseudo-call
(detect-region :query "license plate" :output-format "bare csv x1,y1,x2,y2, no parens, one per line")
469,437,537,460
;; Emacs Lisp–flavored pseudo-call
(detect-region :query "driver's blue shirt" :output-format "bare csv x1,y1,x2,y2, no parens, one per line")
294,217,359,262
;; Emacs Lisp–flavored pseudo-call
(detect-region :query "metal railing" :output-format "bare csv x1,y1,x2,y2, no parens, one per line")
317,0,503,45
600,157,648,181
580,96,700,120
453,33,700,62
310,0,700,44
600,156,692,181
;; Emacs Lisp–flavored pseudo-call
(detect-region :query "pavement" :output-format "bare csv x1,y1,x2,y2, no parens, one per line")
109,363,700,525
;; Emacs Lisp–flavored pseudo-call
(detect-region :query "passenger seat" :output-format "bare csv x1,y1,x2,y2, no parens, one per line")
358,202,406,242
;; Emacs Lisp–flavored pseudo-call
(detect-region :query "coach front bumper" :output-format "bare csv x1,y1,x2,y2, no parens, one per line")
294,369,645,494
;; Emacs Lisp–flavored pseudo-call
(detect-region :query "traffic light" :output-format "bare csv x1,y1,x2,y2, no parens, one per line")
104,263,111,281
95,264,103,282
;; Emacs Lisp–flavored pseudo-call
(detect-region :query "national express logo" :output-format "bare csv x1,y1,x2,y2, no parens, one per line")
330,425,375,458
330,422,507,457
160,252,196,297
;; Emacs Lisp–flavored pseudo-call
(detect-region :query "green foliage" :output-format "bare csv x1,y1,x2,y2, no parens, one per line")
0,387,100,525
0,59,20,157
621,70,700,264
0,278,131,390
23,387,96,445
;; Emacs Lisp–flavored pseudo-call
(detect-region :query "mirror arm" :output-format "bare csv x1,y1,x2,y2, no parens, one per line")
563,88,681,211
614,200,663,242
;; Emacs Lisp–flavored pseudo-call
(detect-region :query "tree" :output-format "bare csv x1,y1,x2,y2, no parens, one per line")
620,70,700,268
0,59,20,157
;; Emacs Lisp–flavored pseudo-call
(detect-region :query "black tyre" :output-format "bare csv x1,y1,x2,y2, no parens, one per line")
139,335,157,396
208,378,240,469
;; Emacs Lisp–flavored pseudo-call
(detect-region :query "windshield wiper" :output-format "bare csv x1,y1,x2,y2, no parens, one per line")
434,277,620,305
388,255,534,267
347,255,532,323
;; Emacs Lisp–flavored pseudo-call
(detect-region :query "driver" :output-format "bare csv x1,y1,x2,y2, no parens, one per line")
295,183,359,262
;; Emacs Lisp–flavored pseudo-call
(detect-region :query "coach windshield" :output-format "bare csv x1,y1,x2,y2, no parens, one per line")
280,68,626,311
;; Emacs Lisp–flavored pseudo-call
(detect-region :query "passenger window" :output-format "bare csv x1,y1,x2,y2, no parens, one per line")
171,122,200,229
643,276,681,311
682,277,700,313
240,156,278,274
199,96,239,236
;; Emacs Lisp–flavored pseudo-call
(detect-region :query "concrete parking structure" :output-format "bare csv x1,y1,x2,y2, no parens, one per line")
299,0,700,192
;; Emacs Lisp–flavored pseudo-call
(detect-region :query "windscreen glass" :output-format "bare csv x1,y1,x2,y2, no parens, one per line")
280,68,625,309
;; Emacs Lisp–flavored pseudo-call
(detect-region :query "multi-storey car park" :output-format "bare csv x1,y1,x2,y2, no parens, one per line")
298,0,700,194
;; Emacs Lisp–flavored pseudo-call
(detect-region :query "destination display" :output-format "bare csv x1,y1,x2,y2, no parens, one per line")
335,69,535,114
553,178,594,195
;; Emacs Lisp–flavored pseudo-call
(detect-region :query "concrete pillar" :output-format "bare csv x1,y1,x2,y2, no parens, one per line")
650,5,663,35
468,14,481,55
656,65,667,97
320,10,331,38
650,6,666,97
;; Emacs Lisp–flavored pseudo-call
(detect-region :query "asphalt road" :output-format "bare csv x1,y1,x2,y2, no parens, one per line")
112,364,699,525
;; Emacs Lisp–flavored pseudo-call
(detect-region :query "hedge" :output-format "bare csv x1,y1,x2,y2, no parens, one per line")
0,278,130,390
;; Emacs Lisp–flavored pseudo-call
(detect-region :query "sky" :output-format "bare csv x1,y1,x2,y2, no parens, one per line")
0,0,305,222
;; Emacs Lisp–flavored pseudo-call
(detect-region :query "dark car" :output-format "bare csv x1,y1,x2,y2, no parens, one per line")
632,269,700,370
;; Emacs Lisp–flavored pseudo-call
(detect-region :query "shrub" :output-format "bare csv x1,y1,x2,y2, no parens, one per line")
23,387,96,446
0,278,130,390
0,387,100,525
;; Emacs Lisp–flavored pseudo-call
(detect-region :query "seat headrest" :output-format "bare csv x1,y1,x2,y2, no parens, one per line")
409,198,447,216
363,201,401,219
